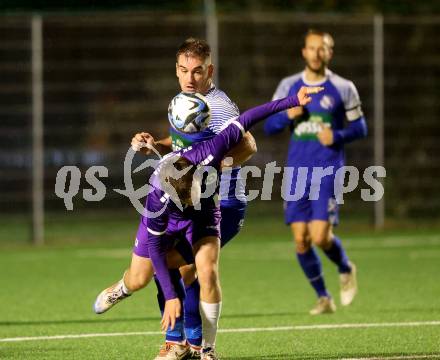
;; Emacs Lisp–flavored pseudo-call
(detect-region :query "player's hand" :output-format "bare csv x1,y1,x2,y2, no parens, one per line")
287,106,304,120
317,125,334,146
131,132,155,155
161,298,181,331
296,86,324,106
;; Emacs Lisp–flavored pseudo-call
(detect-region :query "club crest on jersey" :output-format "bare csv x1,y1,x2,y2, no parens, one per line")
320,95,335,110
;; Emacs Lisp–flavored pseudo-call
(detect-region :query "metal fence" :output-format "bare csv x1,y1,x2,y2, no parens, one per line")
1,11,439,242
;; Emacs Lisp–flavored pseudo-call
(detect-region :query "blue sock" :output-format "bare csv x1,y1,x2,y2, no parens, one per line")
297,248,329,298
154,270,186,343
323,236,352,274
184,279,202,347
153,275,165,313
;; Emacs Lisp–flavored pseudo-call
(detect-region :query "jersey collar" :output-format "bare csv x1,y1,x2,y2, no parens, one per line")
204,83,216,95
301,69,332,86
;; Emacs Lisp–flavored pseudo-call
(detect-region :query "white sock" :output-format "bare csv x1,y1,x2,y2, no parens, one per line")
121,272,132,295
199,301,222,349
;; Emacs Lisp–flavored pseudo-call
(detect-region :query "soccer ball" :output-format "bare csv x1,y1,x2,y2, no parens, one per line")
168,92,211,133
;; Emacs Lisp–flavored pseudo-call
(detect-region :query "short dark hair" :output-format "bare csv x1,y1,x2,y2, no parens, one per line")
176,37,211,62
304,29,334,49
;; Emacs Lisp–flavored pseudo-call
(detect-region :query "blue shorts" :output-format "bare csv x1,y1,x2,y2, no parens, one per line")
284,174,339,226
219,200,247,247
172,202,247,262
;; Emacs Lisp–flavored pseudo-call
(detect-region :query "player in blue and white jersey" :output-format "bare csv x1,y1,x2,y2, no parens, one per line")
94,38,255,360
152,39,253,358
264,30,367,315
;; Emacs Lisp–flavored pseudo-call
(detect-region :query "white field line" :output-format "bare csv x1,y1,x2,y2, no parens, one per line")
2,320,440,343
341,356,440,360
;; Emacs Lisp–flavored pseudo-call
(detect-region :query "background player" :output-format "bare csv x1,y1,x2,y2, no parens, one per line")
264,29,367,315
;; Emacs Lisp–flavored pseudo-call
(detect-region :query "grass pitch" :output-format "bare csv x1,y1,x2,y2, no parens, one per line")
1,210,440,359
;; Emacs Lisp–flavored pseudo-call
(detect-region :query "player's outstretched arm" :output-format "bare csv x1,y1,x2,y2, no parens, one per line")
181,87,323,167
264,86,321,135
239,86,323,131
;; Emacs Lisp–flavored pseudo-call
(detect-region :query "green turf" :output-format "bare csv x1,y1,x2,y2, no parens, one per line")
1,212,440,359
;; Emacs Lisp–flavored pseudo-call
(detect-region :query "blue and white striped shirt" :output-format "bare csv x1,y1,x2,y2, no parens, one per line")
169,85,247,204
205,86,240,134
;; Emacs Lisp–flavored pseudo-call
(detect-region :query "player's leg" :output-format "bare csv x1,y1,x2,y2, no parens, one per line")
290,221,334,315
310,220,351,273
285,196,333,314
178,264,202,358
310,186,357,306
193,235,221,360
184,203,246,358
94,219,158,314
94,252,154,314
94,243,188,315
302,220,335,314
154,238,198,359
153,246,194,360
154,267,190,360
124,253,155,290
173,204,246,359
95,217,189,316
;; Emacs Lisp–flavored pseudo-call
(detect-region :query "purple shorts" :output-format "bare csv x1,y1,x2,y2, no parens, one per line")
133,206,221,264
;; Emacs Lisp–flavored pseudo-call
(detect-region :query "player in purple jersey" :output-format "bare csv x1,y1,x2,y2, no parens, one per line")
96,86,321,360
135,40,254,360
142,86,319,360
264,30,367,315
94,39,256,360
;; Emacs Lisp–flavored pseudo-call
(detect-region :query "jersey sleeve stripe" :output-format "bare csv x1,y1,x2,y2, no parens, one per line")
346,107,363,121
147,227,166,236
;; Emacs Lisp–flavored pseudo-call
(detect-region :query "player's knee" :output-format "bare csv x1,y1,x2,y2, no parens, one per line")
196,263,219,289
293,234,311,253
295,240,311,253
311,234,331,249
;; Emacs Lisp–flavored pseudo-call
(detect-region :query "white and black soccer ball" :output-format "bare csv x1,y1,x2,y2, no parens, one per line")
168,92,211,133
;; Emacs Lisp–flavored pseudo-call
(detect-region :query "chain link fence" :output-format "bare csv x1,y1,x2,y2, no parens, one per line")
1,11,439,241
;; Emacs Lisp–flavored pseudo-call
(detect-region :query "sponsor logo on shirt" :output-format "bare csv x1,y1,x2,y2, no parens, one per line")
320,95,335,110
293,112,332,140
